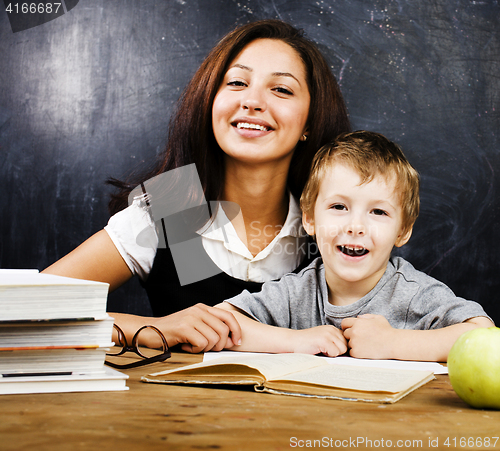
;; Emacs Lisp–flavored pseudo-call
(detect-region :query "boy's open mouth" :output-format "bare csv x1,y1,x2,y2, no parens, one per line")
338,245,369,257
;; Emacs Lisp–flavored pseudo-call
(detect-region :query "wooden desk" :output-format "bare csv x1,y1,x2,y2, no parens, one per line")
1,352,499,451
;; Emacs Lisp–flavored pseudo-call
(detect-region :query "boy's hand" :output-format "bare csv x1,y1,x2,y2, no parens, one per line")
291,325,348,357
341,314,395,359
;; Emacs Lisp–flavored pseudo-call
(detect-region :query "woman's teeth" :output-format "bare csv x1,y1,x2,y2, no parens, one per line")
236,122,268,131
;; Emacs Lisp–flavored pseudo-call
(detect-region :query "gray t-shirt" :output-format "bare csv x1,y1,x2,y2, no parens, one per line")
225,256,491,330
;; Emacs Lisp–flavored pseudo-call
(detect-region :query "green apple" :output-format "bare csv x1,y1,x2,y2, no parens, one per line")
448,327,500,409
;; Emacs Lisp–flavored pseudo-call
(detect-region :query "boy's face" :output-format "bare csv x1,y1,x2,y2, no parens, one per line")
303,163,412,301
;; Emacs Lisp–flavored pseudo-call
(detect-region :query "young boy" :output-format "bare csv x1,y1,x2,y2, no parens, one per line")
215,131,494,362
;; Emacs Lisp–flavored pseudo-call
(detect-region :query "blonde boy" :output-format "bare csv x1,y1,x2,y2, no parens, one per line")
216,131,494,361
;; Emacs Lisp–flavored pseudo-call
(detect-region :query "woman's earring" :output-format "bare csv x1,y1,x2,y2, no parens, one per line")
301,134,308,141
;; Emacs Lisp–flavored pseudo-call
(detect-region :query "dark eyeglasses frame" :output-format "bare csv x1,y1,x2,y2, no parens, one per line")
105,324,171,369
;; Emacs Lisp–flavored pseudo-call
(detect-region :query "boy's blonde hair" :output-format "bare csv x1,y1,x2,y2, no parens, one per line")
300,131,420,236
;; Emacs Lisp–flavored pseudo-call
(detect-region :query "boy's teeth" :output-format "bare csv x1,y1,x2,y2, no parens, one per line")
340,245,368,257
237,122,268,131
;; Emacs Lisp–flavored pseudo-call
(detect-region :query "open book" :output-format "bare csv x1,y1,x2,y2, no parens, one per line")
142,353,435,403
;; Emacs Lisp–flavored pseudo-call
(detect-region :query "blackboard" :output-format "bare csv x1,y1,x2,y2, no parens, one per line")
1,0,499,325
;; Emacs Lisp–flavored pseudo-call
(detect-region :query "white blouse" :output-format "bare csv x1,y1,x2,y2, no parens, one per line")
104,193,308,283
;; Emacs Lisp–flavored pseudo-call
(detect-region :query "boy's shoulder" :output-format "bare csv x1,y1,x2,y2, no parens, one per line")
390,255,417,275
292,256,324,277
389,256,448,290
279,256,325,286
277,257,327,303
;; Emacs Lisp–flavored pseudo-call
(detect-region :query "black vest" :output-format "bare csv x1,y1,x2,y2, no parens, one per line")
141,237,319,317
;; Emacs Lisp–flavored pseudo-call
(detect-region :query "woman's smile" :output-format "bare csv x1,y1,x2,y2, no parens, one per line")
232,117,274,137
212,38,310,167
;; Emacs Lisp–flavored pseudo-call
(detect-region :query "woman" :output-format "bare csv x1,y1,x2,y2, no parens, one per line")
43,19,351,353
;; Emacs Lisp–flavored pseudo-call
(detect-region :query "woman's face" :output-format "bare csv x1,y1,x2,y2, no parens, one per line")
212,38,310,169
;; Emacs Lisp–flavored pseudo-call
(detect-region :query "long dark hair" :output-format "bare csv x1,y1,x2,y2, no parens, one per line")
107,19,351,215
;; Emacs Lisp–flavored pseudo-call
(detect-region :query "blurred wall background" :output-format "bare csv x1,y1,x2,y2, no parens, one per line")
1,0,498,323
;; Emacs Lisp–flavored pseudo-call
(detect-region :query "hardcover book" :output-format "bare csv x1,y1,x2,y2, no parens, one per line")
0,270,127,393
142,353,434,403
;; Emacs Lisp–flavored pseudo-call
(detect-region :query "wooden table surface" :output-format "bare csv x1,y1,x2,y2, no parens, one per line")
1,352,499,451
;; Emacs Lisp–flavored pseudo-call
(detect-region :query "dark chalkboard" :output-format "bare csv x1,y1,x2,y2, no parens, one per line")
1,0,499,324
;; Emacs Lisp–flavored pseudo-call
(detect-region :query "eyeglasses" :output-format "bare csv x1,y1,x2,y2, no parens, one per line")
105,324,171,369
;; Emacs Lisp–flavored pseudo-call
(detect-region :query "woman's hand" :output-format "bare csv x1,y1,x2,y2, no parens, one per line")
341,314,395,359
149,304,242,353
290,325,348,357
111,304,242,354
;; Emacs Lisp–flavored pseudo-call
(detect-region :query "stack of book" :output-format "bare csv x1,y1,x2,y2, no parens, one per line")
0,270,128,394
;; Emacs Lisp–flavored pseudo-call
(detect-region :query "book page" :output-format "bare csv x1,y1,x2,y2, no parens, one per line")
323,356,447,374
271,363,433,393
148,353,327,381
204,351,447,374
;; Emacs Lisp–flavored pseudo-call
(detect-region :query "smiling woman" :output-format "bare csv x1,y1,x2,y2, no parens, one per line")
212,38,310,171
42,19,351,353
213,38,312,256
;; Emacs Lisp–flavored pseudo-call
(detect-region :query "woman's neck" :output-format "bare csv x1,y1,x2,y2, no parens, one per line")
223,160,290,257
